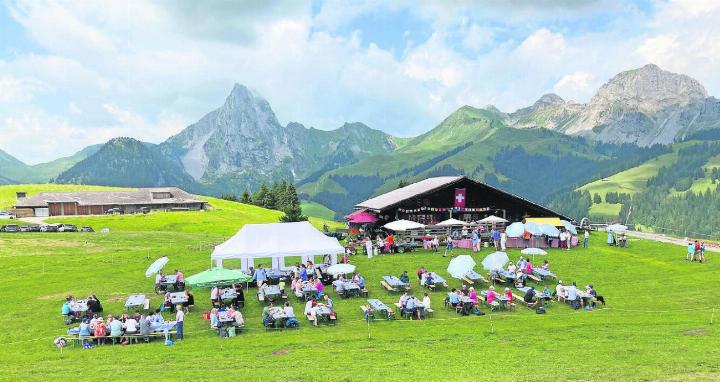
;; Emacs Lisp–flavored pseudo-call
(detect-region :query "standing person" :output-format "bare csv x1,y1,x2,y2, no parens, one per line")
583,230,590,248
500,230,507,251
416,266,425,282
471,230,479,253
253,265,267,285
566,230,572,250
444,238,453,257
432,236,439,253
686,242,695,261
699,242,706,263
491,228,500,250
365,237,373,259
175,307,185,340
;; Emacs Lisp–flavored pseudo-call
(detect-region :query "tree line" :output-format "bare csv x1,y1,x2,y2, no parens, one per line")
221,180,307,222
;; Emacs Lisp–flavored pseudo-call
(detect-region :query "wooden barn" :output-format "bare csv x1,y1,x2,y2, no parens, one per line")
354,176,568,225
14,187,207,217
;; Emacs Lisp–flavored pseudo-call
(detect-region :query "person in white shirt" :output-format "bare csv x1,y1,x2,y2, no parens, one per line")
555,281,567,302
283,302,295,318
422,293,431,310
507,262,517,273
210,286,219,305
566,282,578,309
365,238,373,259
500,231,507,251
583,230,590,248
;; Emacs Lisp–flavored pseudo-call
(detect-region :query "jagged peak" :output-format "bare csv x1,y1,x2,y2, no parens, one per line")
534,93,565,107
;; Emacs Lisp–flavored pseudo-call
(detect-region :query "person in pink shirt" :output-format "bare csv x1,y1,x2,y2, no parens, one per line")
468,287,478,306
174,269,185,289
315,279,324,299
486,286,497,305
525,261,533,275
504,287,514,304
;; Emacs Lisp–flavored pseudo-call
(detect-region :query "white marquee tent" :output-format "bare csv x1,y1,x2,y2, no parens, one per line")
211,221,345,271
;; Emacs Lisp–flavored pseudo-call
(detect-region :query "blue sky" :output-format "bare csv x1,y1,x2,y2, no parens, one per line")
0,0,719,164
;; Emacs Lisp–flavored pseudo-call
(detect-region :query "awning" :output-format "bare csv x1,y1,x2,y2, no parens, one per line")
525,217,563,227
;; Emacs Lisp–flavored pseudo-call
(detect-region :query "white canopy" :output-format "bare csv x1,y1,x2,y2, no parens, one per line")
383,219,425,231
211,221,344,271
478,215,509,224
436,218,467,227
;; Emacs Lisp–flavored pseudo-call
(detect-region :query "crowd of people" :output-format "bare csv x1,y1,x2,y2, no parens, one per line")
397,291,431,319
554,281,605,310
209,284,245,308
303,295,337,326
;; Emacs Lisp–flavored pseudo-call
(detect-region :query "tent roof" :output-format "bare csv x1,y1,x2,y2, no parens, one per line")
211,221,344,261
383,219,425,231
436,218,468,226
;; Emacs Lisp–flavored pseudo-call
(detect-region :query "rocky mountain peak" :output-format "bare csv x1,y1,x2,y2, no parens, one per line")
591,64,707,112
533,93,565,108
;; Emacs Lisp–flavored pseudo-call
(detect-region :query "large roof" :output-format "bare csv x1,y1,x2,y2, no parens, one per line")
15,187,206,208
356,176,464,211
355,176,569,220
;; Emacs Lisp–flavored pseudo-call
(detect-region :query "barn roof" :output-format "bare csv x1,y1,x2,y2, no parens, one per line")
15,187,206,208
354,176,569,220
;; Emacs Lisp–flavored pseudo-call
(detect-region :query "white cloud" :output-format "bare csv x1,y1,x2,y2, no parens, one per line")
1,0,719,164
552,71,595,102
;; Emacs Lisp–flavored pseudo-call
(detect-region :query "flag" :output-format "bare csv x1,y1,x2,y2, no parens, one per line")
454,188,466,208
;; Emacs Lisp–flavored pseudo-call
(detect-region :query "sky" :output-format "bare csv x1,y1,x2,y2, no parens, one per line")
1,0,719,164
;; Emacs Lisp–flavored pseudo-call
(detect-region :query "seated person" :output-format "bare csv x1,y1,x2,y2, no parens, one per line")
78,319,92,339
555,281,567,302
93,317,107,344
424,272,435,288
332,277,345,296
504,288,514,305
517,257,527,271
183,290,194,310
507,262,517,274
233,284,245,307
422,293,431,310
61,299,73,320
151,309,164,323
233,310,245,327
399,271,410,284
485,287,499,307
523,286,538,308
315,279,324,299
447,289,460,307
283,302,295,318
323,294,334,310
515,271,526,288
87,294,103,313
541,260,550,271
404,296,420,319
468,287,479,306
460,284,469,296
108,315,123,339
307,300,320,327
524,260,533,275
586,284,605,306
398,292,410,309
262,302,276,327
210,308,219,329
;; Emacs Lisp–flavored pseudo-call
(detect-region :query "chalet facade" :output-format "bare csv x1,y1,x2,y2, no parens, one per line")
14,187,207,217
354,176,568,225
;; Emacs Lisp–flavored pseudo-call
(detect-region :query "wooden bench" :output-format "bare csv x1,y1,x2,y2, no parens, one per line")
527,274,542,283
512,294,527,305
360,305,375,321
425,308,434,317
381,281,399,293
360,288,369,297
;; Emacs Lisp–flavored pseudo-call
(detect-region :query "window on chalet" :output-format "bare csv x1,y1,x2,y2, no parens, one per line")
152,192,173,199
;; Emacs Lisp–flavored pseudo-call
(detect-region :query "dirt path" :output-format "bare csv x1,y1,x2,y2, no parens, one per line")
625,230,720,253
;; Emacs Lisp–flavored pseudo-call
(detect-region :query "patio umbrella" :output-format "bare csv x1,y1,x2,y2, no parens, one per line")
481,251,509,271
478,215,509,224
145,256,168,277
521,247,547,262
561,220,577,235
523,221,543,236
608,224,627,233
505,222,525,238
447,255,476,279
326,263,356,276
347,211,378,224
383,220,425,231
539,224,560,237
186,268,251,288
437,218,467,227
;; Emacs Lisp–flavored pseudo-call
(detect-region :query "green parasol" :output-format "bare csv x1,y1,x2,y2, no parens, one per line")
186,268,252,288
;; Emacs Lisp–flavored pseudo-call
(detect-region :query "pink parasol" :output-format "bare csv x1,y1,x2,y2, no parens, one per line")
346,210,379,224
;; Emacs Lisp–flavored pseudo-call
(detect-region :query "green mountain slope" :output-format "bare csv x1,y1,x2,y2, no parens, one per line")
55,137,198,189
300,105,669,218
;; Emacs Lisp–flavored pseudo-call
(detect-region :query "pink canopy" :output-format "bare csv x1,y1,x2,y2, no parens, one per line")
346,210,379,224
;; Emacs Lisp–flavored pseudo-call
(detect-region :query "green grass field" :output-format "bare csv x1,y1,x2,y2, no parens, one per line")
1,208,719,381
301,200,336,220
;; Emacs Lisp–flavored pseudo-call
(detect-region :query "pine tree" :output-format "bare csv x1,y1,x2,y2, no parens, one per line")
252,182,271,208
279,182,307,222
239,188,252,204
593,193,602,204
279,203,308,222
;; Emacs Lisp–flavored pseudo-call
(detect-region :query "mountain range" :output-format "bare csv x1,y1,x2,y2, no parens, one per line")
1,63,719,222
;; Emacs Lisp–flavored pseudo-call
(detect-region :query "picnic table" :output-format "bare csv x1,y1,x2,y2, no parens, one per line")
496,270,516,281
169,292,188,305
218,311,235,323
480,290,510,309
156,275,179,293
383,276,409,288
516,287,551,301
220,289,237,301
341,282,361,297
533,268,557,279
464,270,486,283
423,273,448,289
258,284,283,302
70,301,88,313
125,294,146,310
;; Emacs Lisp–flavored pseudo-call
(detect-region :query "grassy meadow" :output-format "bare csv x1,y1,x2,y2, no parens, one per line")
0,200,718,381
